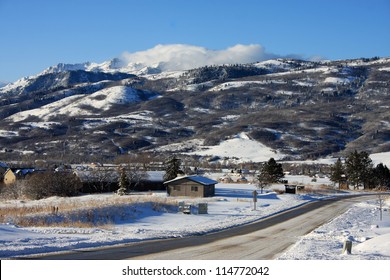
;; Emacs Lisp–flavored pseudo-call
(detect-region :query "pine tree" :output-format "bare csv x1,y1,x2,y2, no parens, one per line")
345,150,373,189
330,158,344,189
163,157,183,181
116,168,128,196
373,163,390,190
257,158,284,193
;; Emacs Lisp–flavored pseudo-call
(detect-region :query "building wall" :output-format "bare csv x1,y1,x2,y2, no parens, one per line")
167,179,214,197
204,184,215,197
4,170,16,185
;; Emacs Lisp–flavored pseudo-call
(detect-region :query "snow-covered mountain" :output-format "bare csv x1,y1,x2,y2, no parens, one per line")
40,59,163,77
37,43,277,78
0,56,389,162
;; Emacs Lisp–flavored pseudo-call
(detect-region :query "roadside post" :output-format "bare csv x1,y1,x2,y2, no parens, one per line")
253,190,258,211
342,240,352,254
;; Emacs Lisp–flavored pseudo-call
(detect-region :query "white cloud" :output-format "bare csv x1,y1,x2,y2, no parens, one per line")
120,44,277,71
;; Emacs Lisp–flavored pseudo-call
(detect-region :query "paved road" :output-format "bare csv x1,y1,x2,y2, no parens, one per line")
28,195,372,260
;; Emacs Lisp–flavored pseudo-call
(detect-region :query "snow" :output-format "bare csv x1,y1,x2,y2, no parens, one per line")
41,62,91,74
0,182,306,259
169,81,214,92
0,130,18,137
208,78,292,92
278,197,390,260
253,59,292,70
371,151,390,167
323,77,352,84
144,70,186,80
165,175,218,185
276,90,296,96
0,76,31,94
209,81,265,91
155,139,204,153
7,86,158,122
0,179,389,260
155,132,285,161
22,122,61,130
188,132,285,162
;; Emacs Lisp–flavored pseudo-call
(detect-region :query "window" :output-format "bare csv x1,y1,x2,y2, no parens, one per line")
191,186,199,192
174,186,181,191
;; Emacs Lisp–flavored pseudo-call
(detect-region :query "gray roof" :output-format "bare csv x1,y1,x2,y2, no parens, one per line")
164,175,218,185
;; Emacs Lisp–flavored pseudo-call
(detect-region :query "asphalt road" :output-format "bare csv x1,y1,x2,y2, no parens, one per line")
27,195,373,260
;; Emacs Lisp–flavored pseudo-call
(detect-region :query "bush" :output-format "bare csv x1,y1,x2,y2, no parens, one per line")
25,171,82,199
0,182,24,199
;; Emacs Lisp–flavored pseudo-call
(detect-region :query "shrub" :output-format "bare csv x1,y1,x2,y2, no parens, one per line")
25,171,82,199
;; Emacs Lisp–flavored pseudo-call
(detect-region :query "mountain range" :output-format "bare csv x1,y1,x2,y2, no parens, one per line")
0,55,389,163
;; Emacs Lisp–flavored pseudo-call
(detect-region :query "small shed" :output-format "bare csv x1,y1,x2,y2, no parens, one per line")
165,175,218,197
285,184,305,194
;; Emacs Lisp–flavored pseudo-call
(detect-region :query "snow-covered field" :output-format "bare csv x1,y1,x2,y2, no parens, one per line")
0,175,389,260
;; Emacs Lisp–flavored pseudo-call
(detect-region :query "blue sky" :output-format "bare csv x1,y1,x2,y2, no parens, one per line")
1,0,389,82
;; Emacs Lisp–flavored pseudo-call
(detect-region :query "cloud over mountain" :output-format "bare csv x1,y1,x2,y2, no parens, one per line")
120,44,277,71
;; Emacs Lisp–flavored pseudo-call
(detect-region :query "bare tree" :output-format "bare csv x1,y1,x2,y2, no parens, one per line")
25,171,81,199
122,163,148,192
87,167,117,192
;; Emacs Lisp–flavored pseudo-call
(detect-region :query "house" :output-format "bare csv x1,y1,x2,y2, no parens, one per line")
2,169,16,185
164,175,218,197
13,168,35,179
0,162,17,185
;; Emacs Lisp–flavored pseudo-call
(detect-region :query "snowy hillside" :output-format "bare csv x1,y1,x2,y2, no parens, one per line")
0,56,390,161
187,132,285,162
8,86,158,121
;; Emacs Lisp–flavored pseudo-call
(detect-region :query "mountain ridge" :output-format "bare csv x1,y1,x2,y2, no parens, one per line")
1,56,389,163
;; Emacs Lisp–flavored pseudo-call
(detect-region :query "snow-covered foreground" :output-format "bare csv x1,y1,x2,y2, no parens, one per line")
0,178,389,260
278,196,390,260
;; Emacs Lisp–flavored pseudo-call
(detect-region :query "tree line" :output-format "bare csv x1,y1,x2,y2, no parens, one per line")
253,152,390,192
330,150,390,190
0,157,185,200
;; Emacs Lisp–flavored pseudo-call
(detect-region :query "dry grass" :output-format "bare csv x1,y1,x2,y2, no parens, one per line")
272,189,285,194
0,194,178,228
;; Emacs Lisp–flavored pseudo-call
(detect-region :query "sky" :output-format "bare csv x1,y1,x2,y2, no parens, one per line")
0,0,389,82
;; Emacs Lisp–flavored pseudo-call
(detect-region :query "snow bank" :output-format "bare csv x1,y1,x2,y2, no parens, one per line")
278,198,390,260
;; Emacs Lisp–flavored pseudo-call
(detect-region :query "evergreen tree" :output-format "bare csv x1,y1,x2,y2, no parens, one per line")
116,168,129,196
373,163,390,190
330,158,345,189
257,158,284,193
163,157,183,181
345,150,373,189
